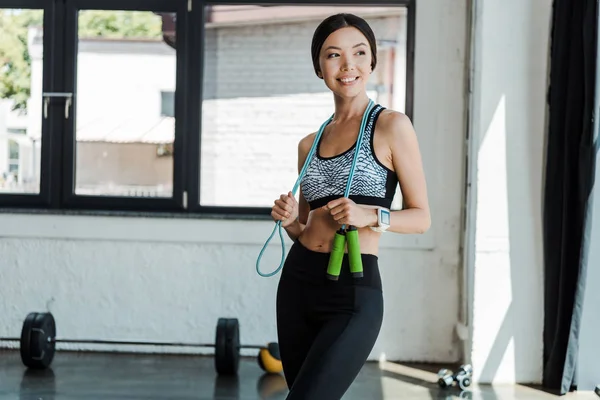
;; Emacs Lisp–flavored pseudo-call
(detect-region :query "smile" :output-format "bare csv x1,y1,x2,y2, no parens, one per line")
338,76,359,85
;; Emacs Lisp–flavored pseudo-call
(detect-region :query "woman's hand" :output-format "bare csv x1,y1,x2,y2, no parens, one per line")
322,198,377,228
272,192,299,228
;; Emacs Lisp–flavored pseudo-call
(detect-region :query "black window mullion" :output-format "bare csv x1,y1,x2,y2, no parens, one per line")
405,0,415,121
173,0,189,210
186,2,203,212
54,0,75,209
42,0,63,208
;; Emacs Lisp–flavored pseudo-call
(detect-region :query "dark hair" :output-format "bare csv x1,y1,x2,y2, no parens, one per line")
311,13,378,78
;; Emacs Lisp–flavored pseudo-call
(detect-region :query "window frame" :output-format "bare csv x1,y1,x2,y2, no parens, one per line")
0,0,416,218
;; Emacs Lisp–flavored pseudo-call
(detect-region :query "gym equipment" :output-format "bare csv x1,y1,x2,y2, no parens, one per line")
454,364,472,390
437,364,473,391
325,100,375,281
437,368,454,388
0,312,280,376
257,99,376,279
257,342,283,374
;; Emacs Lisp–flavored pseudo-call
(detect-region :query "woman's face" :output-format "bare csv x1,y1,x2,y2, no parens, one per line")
318,26,372,98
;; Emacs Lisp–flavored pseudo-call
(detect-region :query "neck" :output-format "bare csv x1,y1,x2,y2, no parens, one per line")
332,92,371,123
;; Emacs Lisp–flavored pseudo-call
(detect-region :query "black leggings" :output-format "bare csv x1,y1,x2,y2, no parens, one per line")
276,240,384,400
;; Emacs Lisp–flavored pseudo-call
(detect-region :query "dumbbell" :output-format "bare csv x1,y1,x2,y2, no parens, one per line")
437,364,473,390
0,312,283,376
454,364,473,390
437,368,455,388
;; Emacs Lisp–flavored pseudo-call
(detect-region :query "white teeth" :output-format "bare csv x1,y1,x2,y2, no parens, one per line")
340,77,357,83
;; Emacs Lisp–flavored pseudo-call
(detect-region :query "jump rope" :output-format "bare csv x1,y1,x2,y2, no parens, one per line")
256,99,376,279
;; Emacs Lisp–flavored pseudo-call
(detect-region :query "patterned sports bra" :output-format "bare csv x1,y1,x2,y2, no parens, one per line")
300,104,398,210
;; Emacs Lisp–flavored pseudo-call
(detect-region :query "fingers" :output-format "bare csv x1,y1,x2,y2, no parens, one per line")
322,197,351,212
275,198,293,216
322,198,355,225
325,202,350,218
271,209,288,222
271,193,298,222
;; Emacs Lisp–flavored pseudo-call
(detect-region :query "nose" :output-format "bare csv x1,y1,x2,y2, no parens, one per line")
341,57,355,71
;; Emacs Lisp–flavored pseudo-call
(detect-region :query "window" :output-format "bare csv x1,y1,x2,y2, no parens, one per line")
198,5,410,209
161,91,175,117
8,140,19,171
0,8,44,196
0,0,414,216
73,10,176,199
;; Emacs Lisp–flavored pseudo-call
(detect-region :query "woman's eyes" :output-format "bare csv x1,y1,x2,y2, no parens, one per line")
326,50,366,59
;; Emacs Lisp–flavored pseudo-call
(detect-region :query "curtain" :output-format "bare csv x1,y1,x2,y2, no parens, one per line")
542,0,598,394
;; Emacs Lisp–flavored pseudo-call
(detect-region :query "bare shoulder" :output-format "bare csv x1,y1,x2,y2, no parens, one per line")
297,131,318,168
376,109,416,144
298,131,317,160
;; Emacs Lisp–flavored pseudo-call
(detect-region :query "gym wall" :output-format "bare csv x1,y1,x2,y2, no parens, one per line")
465,0,552,385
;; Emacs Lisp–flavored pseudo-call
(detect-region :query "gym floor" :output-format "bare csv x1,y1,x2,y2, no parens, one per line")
0,350,597,399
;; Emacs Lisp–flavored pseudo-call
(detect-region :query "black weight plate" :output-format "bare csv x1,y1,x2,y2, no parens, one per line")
226,319,240,374
215,318,227,374
22,312,56,369
20,312,37,368
215,318,239,375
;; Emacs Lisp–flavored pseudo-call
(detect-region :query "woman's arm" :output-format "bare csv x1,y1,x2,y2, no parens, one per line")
283,134,313,240
379,111,431,234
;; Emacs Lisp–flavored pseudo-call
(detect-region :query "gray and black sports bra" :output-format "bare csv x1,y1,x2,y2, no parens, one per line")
300,104,398,210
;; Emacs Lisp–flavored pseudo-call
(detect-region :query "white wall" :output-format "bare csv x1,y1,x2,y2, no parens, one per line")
466,0,551,384
0,1,468,364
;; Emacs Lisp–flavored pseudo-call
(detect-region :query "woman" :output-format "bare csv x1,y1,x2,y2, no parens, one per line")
271,13,430,399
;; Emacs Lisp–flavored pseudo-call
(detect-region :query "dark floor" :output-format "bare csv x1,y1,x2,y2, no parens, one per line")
0,350,596,399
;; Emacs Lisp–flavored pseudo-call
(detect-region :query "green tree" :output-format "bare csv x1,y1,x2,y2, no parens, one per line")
0,9,43,114
0,9,163,114
78,10,163,39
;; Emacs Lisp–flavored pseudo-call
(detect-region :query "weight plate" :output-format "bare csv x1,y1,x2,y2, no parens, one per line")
226,318,240,374
215,318,240,375
215,318,227,374
20,312,56,369
20,312,37,368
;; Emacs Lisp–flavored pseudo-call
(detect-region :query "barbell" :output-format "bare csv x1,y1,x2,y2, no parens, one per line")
0,312,282,376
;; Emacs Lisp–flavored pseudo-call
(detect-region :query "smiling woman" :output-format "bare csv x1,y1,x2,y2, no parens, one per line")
267,12,429,400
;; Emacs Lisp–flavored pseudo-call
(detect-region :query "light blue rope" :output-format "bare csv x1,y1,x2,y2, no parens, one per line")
341,99,375,231
256,100,375,278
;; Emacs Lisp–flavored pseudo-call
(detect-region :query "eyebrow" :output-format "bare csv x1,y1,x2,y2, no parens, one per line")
323,42,368,51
